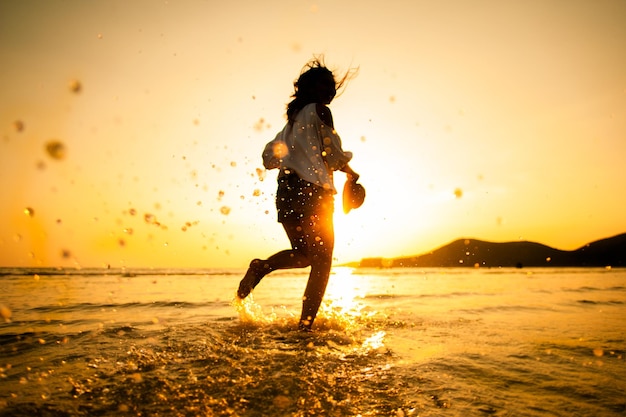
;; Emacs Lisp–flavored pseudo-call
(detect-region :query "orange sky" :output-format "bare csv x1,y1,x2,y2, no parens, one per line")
1,0,625,268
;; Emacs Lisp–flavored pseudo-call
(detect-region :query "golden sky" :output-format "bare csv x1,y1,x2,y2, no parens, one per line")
1,0,625,268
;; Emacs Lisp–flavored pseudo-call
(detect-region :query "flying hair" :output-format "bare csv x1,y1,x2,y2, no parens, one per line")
286,55,359,124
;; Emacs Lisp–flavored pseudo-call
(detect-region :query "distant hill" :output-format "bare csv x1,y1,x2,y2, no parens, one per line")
359,233,626,268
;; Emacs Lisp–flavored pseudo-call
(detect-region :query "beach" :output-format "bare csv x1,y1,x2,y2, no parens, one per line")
1,267,625,416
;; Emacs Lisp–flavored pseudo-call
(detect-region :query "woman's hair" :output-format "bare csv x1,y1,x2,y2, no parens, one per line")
286,56,358,124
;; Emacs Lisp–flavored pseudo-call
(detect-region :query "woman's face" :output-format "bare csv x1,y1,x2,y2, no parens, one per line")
316,76,336,104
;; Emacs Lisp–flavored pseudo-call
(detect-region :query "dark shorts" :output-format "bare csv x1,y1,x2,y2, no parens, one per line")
276,172,334,223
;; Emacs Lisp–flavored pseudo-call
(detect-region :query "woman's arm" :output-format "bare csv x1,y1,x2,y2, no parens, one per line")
341,164,360,181
315,103,359,180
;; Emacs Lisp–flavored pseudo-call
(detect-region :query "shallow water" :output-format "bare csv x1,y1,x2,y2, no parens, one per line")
0,267,625,416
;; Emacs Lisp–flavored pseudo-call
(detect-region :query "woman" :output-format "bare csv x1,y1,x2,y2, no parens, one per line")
237,58,359,331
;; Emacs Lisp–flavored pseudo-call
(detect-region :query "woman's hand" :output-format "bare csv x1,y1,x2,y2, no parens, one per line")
342,164,360,181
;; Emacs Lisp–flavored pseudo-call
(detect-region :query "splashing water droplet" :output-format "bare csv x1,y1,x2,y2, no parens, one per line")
220,206,231,215
45,140,66,160
272,142,288,159
13,120,25,132
253,117,270,132
68,79,82,93
0,305,12,323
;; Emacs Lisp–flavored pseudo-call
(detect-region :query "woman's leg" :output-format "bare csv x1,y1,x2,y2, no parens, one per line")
236,221,309,299
262,221,310,270
299,212,334,330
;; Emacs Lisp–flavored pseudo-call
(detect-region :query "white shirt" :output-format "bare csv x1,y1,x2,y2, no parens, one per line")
263,103,352,193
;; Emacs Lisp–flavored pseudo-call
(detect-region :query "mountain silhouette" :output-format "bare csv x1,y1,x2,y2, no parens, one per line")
359,232,626,268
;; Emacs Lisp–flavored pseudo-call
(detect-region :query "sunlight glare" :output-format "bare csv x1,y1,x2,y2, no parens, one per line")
362,330,386,351
324,267,366,315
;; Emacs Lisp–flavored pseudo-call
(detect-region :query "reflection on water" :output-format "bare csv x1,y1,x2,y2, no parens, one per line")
0,268,625,416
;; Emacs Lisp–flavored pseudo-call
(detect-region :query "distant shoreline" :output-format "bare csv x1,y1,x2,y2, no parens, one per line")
1,232,624,272
355,232,626,269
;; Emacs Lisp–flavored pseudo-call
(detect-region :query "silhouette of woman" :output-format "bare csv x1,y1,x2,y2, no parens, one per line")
237,58,360,331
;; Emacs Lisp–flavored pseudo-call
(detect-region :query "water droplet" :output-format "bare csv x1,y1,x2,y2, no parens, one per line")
220,206,231,215
0,305,12,323
253,117,266,132
13,120,24,132
68,79,82,93
45,140,66,160
24,207,35,217
454,188,463,199
272,142,288,159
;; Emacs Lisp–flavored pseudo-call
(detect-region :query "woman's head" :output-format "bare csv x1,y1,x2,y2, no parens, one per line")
286,57,357,123
294,63,337,105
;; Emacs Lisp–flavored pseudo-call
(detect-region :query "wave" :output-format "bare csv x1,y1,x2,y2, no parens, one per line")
363,290,492,300
454,304,549,314
20,300,229,317
0,267,243,277
576,299,625,306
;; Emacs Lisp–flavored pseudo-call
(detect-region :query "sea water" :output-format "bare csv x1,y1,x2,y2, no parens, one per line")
0,267,624,416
